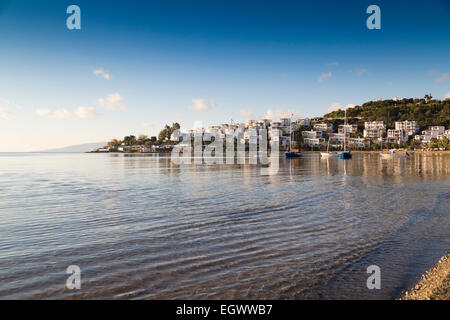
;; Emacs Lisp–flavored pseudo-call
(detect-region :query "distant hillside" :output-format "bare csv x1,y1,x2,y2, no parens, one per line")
36,142,107,153
324,98,450,129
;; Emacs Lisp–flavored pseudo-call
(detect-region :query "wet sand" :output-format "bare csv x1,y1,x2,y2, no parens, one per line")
401,253,450,300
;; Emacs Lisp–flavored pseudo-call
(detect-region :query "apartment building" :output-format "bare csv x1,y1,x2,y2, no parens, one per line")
313,123,334,132
338,124,358,134
363,121,386,140
387,129,409,143
395,120,420,136
414,126,446,144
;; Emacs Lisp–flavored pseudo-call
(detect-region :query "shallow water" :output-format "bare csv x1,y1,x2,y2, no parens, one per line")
0,152,448,299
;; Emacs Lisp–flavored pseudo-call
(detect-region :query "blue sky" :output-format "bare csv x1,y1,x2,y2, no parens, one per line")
0,0,449,151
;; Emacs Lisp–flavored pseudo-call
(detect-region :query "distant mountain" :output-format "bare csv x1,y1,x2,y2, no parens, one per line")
36,142,107,153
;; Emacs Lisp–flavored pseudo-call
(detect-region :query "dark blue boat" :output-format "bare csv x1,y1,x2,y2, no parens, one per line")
339,151,352,159
285,151,302,158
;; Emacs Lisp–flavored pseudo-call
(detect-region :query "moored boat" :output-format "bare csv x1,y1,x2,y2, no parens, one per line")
338,109,352,159
284,115,302,158
321,137,338,157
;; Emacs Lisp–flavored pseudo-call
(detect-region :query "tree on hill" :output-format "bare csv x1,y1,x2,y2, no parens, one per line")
323,98,450,129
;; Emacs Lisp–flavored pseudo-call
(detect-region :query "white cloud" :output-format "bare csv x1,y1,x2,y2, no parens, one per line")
239,109,253,118
0,107,9,120
436,73,450,83
327,62,339,66
264,109,298,121
356,68,368,76
93,68,111,80
75,106,100,118
327,103,355,113
327,103,344,113
318,72,332,83
36,108,71,119
189,99,216,112
97,93,125,111
444,92,450,100
141,122,154,128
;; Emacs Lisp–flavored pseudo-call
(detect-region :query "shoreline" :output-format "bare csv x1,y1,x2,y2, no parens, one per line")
400,253,450,300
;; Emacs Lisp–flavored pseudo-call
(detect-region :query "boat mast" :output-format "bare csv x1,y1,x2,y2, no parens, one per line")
289,113,293,152
343,109,347,152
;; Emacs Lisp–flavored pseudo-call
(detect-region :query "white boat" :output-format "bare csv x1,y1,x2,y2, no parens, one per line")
380,149,411,159
320,138,338,157
338,110,352,159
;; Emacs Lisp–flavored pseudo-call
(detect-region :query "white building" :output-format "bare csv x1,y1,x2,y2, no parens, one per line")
302,130,323,139
298,118,311,127
414,126,446,144
348,138,365,148
338,124,358,134
329,133,346,142
395,121,420,136
304,138,325,146
387,129,409,143
363,121,386,140
313,123,334,132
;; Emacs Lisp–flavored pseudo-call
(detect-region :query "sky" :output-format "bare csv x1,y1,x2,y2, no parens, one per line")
0,0,449,151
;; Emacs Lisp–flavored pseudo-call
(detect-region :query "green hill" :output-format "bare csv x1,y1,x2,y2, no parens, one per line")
324,98,450,130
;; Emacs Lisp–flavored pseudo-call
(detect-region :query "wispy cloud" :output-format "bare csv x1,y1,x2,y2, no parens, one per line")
93,68,111,80
0,98,22,120
356,68,368,76
327,103,355,113
239,109,253,118
36,108,71,119
435,73,450,83
0,107,9,120
264,109,298,121
327,62,339,66
98,93,125,111
318,72,332,83
141,122,154,128
75,106,100,118
189,99,216,112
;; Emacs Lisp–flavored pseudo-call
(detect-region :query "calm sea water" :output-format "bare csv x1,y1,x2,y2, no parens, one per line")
0,152,448,299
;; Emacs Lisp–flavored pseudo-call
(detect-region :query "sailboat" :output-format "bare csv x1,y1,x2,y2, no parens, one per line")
380,138,411,159
338,109,352,159
285,116,301,158
320,137,338,157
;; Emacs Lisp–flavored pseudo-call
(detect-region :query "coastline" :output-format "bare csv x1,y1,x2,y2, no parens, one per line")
400,253,450,300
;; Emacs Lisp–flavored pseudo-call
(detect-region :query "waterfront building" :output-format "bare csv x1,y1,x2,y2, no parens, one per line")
363,121,386,141
387,129,409,143
414,126,447,144
395,121,420,136
348,138,365,148
304,138,325,146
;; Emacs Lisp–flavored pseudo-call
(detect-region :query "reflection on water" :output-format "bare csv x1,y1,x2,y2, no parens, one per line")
0,152,448,299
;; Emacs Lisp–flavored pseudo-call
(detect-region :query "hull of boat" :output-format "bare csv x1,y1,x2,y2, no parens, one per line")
339,152,352,159
285,152,302,158
381,153,407,158
320,152,338,157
